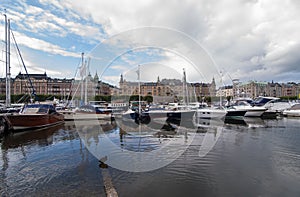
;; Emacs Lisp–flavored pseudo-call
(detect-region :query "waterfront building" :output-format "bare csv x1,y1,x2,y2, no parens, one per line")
1,72,299,101
118,74,216,99
281,82,299,97
267,81,282,97
0,72,120,99
191,78,216,98
216,85,234,97
227,79,300,99
119,75,174,97
13,72,50,95
47,78,73,96
233,80,268,98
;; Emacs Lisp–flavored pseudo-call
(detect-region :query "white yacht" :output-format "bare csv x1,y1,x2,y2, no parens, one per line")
231,99,266,117
252,96,292,116
282,103,300,117
195,107,227,119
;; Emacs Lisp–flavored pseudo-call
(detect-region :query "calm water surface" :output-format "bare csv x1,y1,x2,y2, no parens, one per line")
1,117,300,197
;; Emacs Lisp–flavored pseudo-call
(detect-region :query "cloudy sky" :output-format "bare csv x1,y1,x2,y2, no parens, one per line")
0,0,299,86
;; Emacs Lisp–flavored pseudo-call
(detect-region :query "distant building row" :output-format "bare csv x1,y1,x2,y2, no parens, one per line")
216,79,300,98
118,74,216,97
0,73,217,100
0,72,114,97
2,73,297,100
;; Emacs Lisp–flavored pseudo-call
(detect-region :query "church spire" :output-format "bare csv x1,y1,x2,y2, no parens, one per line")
94,71,99,82
120,74,124,83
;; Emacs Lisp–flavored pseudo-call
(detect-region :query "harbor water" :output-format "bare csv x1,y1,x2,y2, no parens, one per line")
1,117,300,196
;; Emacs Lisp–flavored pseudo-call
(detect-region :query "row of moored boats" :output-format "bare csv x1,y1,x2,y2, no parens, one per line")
0,96,299,134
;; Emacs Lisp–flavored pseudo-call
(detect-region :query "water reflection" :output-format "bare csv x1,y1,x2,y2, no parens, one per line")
76,118,199,172
0,122,105,196
224,117,267,129
1,124,64,149
0,118,300,196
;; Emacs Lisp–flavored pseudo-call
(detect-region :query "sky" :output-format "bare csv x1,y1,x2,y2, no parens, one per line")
0,0,300,87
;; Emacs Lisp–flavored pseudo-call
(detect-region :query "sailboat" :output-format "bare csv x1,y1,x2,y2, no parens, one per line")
58,53,112,121
121,65,152,124
1,14,12,112
2,14,64,132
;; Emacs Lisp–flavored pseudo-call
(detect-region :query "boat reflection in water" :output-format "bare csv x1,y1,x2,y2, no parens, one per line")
224,116,266,128
59,104,112,121
75,112,201,172
0,120,112,196
1,124,65,149
1,114,300,196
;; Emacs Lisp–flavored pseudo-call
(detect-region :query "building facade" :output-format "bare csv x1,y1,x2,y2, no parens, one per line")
229,79,300,99
118,74,216,98
1,73,299,101
0,72,116,98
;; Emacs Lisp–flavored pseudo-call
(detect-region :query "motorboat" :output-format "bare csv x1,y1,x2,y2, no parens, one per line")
59,104,112,121
231,99,266,117
195,105,227,120
283,103,300,117
4,103,64,131
225,107,248,118
252,96,292,116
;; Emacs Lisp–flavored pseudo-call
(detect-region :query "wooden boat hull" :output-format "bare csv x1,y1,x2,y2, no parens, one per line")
5,113,64,131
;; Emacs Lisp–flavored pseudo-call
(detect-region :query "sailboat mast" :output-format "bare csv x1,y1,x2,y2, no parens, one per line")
182,68,189,107
4,14,11,107
7,19,11,106
138,65,141,114
84,57,90,105
11,29,36,98
80,52,84,104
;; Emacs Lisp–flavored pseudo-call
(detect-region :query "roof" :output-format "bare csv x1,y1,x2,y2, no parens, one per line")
15,72,49,80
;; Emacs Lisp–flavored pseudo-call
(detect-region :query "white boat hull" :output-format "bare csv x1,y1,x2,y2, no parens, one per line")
244,109,266,117
60,111,112,121
233,106,266,117
196,108,227,119
283,110,300,117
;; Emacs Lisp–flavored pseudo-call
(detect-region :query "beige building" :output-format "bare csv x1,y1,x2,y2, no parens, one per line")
0,72,115,98
216,85,234,97
13,72,49,95
232,79,300,99
118,74,216,99
2,72,298,101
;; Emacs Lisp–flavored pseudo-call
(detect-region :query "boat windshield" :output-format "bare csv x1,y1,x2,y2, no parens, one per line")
253,97,276,106
22,104,55,114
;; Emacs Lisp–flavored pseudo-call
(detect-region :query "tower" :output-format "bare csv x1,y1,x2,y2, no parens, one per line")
94,71,99,82
210,77,216,96
120,74,124,84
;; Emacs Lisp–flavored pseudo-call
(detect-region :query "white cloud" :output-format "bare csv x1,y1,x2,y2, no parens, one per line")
102,75,120,84
12,31,79,57
2,0,300,83
110,65,128,71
